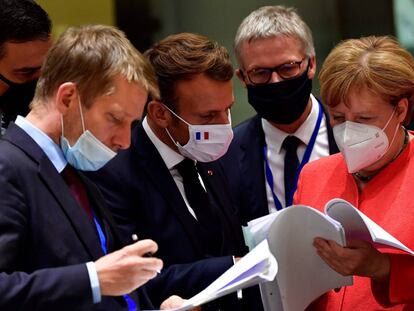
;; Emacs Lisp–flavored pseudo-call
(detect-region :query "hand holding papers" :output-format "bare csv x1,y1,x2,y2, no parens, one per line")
243,198,414,311
324,198,414,254
155,240,277,311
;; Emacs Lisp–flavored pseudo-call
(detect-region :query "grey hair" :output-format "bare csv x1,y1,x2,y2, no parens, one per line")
234,5,315,67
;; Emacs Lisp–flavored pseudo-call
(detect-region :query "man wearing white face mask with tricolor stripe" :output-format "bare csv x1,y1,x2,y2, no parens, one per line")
90,32,262,310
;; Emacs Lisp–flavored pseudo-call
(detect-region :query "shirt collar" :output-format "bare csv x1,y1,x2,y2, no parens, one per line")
142,117,184,170
262,94,319,153
15,116,67,173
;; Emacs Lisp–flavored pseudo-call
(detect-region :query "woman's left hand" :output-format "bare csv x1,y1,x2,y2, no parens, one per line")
313,237,390,282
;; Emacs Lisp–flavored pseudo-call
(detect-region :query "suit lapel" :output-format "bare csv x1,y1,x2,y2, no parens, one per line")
198,162,246,254
79,173,124,252
5,124,104,260
238,116,269,219
38,159,104,260
132,124,207,256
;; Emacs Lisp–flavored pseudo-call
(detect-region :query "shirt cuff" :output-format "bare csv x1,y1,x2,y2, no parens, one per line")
86,261,101,304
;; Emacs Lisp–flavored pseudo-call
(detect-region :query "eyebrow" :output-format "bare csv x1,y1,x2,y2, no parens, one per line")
204,101,235,114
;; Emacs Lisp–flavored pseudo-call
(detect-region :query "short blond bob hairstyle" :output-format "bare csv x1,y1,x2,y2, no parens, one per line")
319,36,414,125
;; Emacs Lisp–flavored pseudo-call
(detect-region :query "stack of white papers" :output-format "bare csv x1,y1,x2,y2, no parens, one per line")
244,198,413,311
155,239,277,311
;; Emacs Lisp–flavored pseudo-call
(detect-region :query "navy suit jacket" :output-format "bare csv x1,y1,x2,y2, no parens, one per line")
89,122,261,309
221,107,339,225
0,124,152,311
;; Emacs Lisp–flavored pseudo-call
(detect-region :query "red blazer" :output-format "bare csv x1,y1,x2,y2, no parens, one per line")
294,138,414,310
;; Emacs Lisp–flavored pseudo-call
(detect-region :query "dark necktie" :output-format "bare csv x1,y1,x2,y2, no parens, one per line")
175,159,222,253
61,164,93,219
61,165,138,310
176,159,214,226
282,136,301,206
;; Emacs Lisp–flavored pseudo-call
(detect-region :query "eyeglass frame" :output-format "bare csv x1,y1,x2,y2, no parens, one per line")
242,57,309,85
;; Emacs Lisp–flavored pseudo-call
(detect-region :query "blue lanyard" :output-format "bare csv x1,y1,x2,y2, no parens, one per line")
93,214,137,311
263,101,323,210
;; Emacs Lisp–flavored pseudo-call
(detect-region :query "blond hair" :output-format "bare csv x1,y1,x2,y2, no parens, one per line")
234,5,314,68
33,24,159,108
319,36,414,124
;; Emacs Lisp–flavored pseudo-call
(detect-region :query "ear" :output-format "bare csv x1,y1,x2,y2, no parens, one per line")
55,82,78,116
146,100,173,128
307,56,317,80
235,69,247,88
396,97,409,124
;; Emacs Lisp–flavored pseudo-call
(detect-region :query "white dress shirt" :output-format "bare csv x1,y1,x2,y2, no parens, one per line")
142,117,205,220
262,94,330,213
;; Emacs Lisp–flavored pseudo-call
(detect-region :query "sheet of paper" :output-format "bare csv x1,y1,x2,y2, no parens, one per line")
325,198,414,255
243,212,279,250
262,205,353,311
151,239,277,311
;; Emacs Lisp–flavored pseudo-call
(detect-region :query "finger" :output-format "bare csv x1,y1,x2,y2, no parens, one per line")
125,239,159,256
134,268,159,281
346,239,372,249
133,257,163,272
160,295,186,309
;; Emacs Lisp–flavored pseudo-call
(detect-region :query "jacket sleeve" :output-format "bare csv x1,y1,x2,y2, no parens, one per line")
0,265,93,310
372,253,414,306
145,256,234,307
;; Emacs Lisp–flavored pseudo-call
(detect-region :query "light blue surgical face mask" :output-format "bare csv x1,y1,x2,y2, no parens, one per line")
60,96,116,171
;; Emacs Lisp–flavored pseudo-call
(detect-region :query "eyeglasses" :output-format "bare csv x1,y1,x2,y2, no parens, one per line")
245,58,307,85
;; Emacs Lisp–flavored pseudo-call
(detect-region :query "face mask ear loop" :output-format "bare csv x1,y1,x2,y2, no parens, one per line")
165,127,182,147
163,103,190,148
162,103,191,126
77,93,86,133
60,114,65,137
382,107,396,131
381,108,401,158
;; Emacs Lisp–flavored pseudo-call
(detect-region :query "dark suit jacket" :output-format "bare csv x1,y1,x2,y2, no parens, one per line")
220,106,339,225
89,122,261,309
0,123,152,311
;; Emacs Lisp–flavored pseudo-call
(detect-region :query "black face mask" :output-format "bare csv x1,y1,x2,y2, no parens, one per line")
0,73,37,128
246,68,312,124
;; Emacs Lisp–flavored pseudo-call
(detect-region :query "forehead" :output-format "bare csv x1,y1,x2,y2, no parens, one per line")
92,76,148,119
331,88,391,114
173,74,233,112
0,39,52,69
239,35,305,70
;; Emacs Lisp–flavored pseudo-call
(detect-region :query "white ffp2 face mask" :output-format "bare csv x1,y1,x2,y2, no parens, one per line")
60,97,116,171
164,106,233,162
333,109,398,173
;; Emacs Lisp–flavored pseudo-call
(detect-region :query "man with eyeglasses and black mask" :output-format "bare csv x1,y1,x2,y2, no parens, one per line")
221,5,339,224
0,0,52,137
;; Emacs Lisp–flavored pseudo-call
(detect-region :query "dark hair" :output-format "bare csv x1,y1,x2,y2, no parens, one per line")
144,32,233,111
0,0,51,58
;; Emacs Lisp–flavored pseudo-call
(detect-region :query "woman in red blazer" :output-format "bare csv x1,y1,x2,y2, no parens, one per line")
294,36,414,310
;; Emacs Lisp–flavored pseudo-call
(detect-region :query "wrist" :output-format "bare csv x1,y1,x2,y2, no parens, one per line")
372,253,391,282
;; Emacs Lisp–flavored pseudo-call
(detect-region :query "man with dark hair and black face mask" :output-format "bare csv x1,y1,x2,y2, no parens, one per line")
221,5,339,224
0,0,52,137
